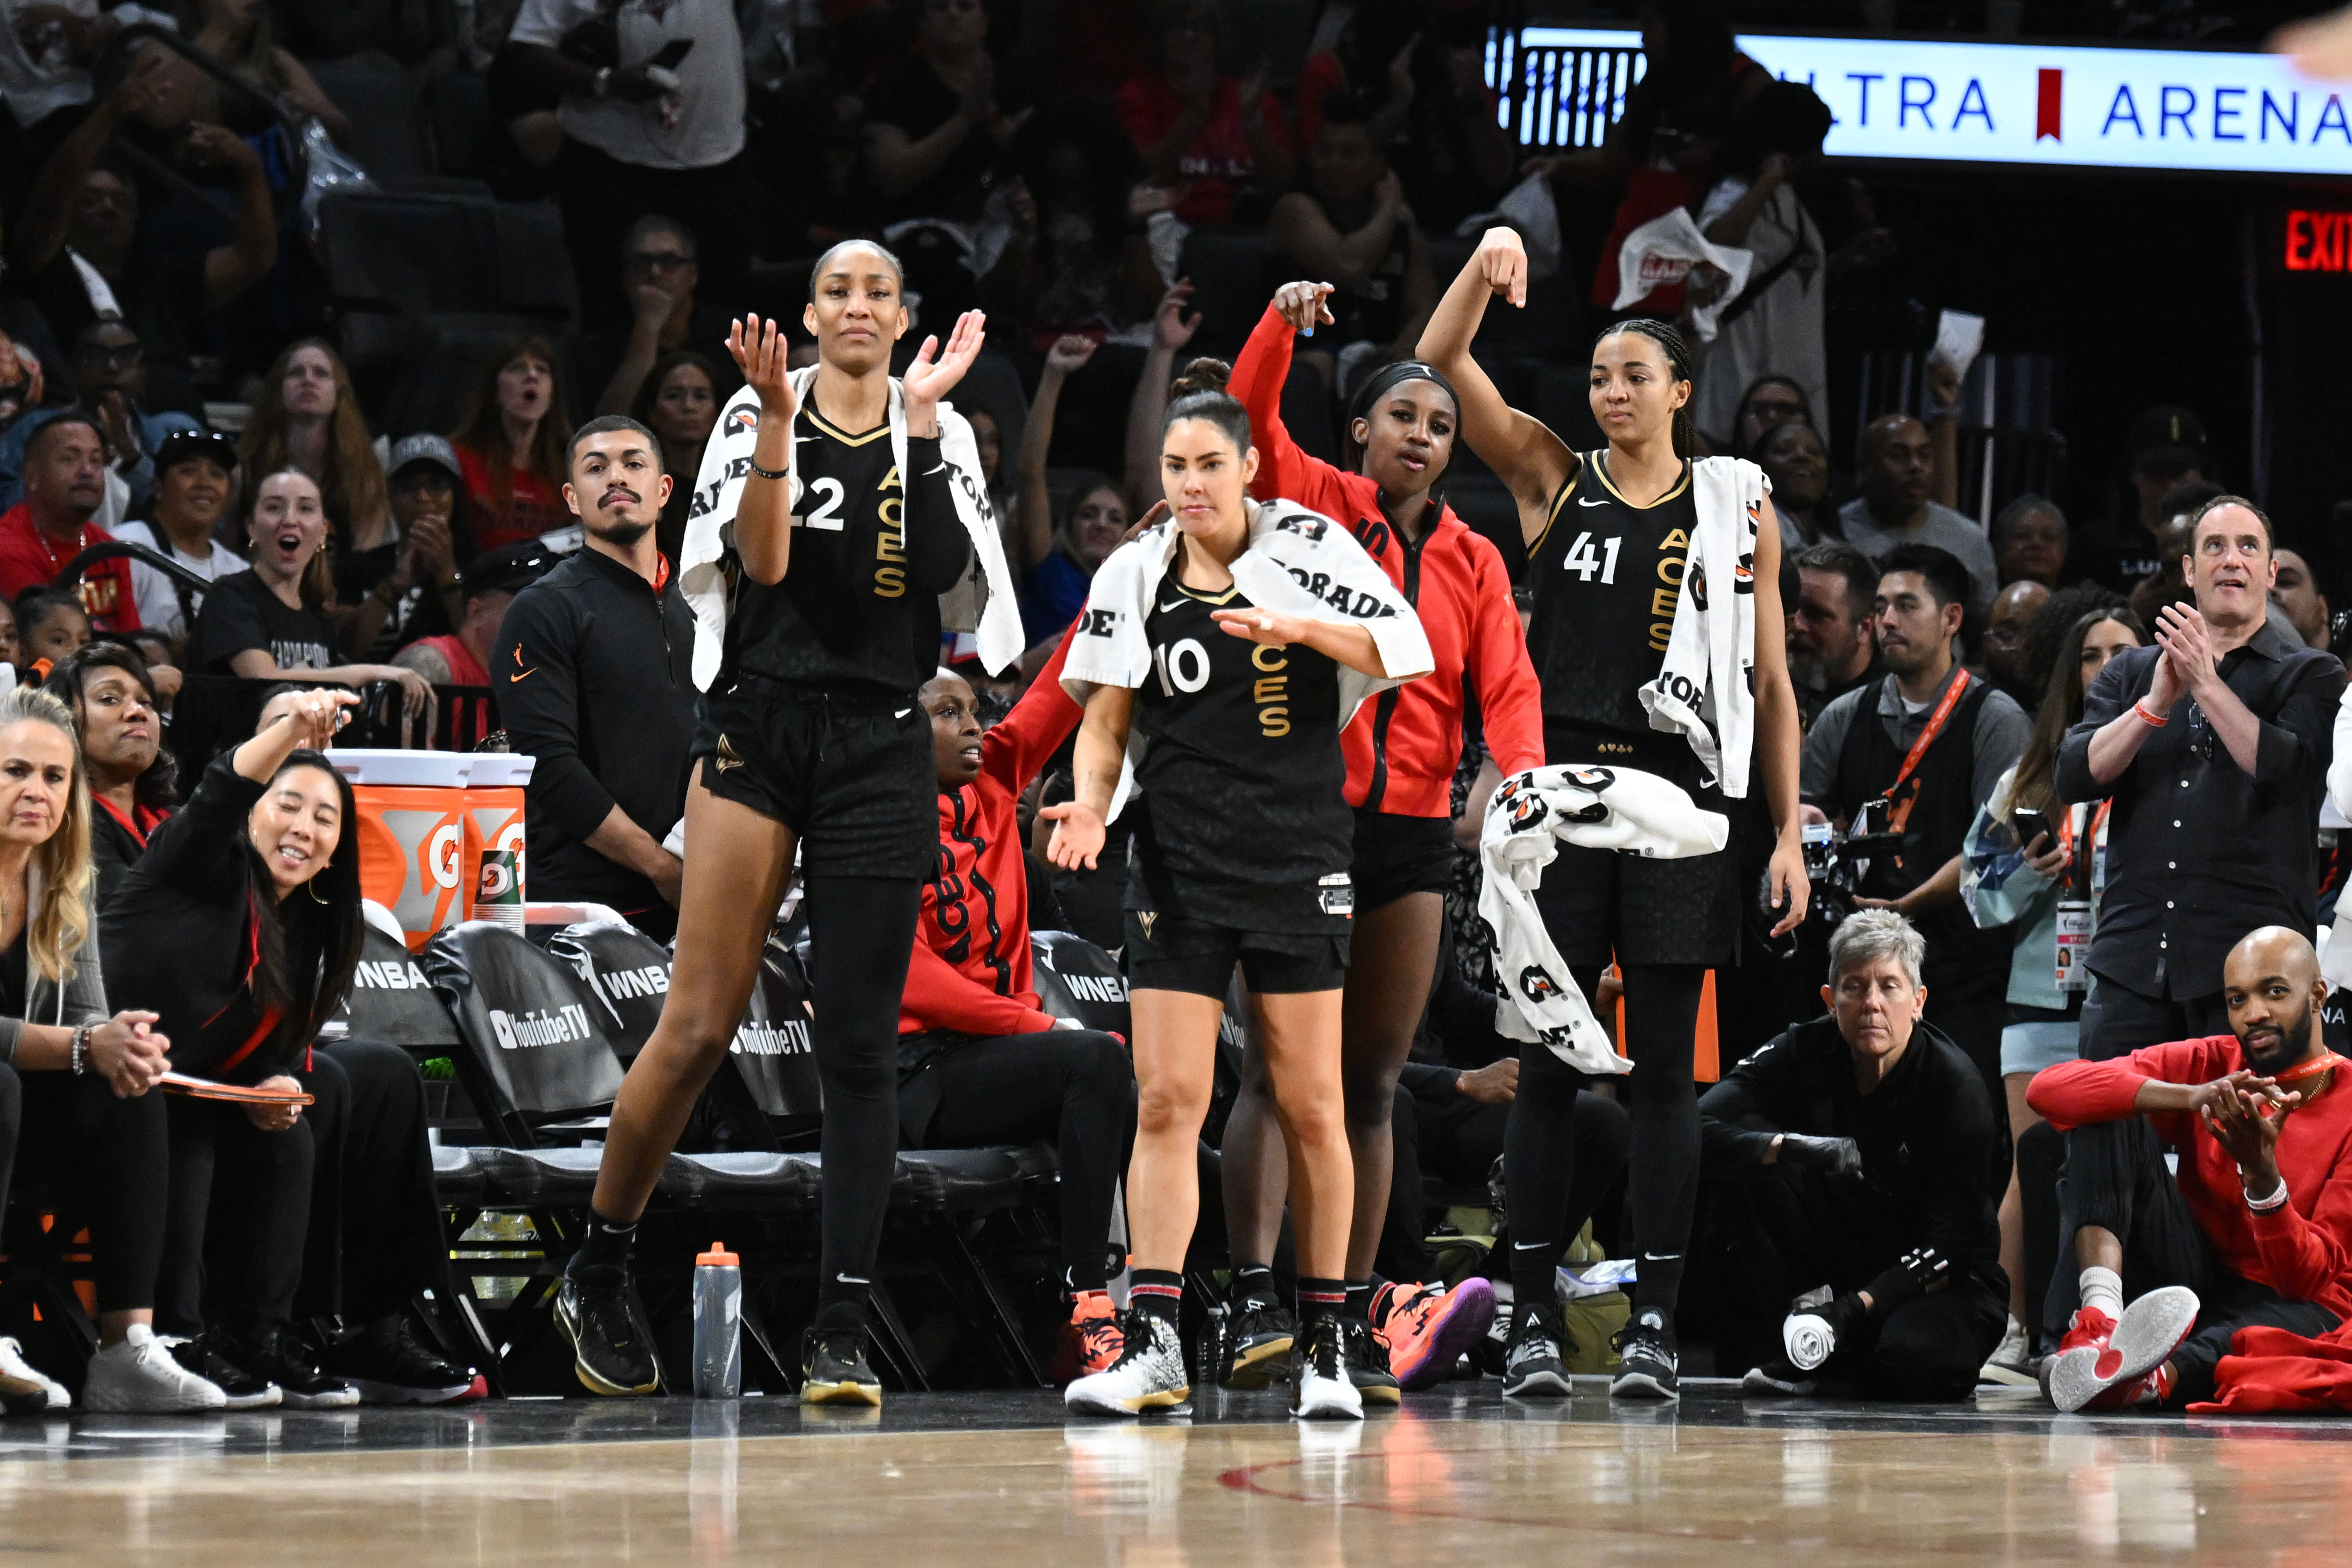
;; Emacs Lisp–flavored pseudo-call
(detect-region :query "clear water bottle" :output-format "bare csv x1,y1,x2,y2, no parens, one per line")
1195,1301,1230,1390
692,1242,742,1399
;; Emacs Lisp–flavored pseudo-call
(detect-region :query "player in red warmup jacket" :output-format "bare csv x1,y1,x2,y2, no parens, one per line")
2026,926,2352,1411
904,630,1138,1381
1215,282,1544,1398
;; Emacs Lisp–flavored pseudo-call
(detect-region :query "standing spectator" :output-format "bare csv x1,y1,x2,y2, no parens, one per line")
450,336,575,552
1837,415,1998,626
43,643,174,908
140,0,352,145
1724,376,1811,461
1760,420,1837,551
588,217,738,421
494,417,696,940
1980,579,2051,709
109,431,244,642
1801,545,2031,1104
2055,497,2345,1060
863,0,1025,226
11,76,273,415
2272,548,2332,653
2079,405,2214,591
394,545,548,689
1993,494,2070,589
629,349,720,564
0,414,138,632
334,436,470,663
1265,94,1436,374
239,341,394,564
1011,335,1125,645
1786,541,1879,728
1116,1,1295,228
504,0,749,331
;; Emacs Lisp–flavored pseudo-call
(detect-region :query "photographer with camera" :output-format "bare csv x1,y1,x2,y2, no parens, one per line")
1800,545,2030,1108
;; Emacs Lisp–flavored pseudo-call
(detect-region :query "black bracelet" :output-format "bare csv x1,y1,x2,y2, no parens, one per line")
748,458,788,481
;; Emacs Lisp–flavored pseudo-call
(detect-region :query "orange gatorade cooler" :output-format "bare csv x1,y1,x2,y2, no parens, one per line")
460,754,535,920
333,751,478,952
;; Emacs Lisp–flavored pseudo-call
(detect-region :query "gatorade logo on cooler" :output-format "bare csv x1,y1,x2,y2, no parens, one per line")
489,1003,596,1050
732,1017,812,1057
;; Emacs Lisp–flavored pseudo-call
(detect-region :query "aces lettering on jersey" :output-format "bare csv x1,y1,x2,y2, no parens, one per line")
1566,524,1688,652
872,464,907,598
1151,633,1293,738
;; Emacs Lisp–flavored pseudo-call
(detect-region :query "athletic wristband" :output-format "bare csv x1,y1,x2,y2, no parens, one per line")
2245,1176,2291,1212
747,457,788,481
2130,699,2168,727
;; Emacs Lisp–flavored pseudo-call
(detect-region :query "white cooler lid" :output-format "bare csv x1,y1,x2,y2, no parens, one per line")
464,754,537,787
329,749,474,788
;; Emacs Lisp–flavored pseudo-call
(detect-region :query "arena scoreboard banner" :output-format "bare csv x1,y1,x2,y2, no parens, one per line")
1511,27,2352,177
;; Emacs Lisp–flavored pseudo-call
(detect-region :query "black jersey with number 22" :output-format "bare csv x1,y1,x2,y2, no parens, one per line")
1523,451,1696,740
1129,583,1351,934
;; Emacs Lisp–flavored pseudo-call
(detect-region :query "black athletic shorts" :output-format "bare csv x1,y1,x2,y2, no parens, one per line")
1533,720,1738,968
1348,808,1458,909
690,675,935,881
1124,909,1349,997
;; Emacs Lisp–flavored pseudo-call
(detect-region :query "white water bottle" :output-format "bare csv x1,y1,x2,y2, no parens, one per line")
692,1241,742,1399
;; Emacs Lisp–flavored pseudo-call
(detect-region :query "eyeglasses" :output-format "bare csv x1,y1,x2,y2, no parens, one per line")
1747,399,1806,422
624,250,695,274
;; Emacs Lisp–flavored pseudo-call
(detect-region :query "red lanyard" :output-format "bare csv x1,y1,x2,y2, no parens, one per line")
1884,669,1972,801
2056,799,2111,859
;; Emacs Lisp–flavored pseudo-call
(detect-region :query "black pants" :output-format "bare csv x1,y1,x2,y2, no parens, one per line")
2045,1114,2340,1404
1724,1160,2007,1399
554,139,750,331
294,1041,456,1325
1503,963,1701,1316
2079,974,2229,1063
0,1066,170,1314
902,1029,1136,1291
159,1095,313,1340
804,874,922,1319
1388,1079,1629,1286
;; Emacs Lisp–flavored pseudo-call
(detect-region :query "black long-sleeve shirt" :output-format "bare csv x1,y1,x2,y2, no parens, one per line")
495,545,697,914
2054,621,2343,1000
1699,1016,2004,1305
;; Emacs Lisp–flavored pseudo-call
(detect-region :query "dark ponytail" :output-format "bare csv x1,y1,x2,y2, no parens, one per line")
1161,356,1252,453
1595,318,1698,458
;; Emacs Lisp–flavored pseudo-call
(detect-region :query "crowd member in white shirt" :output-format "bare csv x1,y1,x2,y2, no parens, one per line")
105,430,243,645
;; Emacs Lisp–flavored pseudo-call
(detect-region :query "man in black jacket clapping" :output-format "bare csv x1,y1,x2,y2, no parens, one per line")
1701,909,2008,1400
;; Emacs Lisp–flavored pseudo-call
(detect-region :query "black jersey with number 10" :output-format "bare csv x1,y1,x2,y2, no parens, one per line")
1128,582,1351,934
1524,451,1697,739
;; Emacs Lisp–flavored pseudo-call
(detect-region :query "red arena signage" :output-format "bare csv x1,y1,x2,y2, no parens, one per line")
2284,209,2352,271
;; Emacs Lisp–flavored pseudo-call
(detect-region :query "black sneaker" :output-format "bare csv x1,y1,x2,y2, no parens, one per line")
556,1259,660,1396
1225,1296,1296,1389
322,1315,481,1405
800,1326,882,1407
1501,1302,1573,1398
235,1326,358,1409
170,1330,281,1410
1342,1317,1400,1406
1469,1296,1513,1378
1611,1309,1680,1402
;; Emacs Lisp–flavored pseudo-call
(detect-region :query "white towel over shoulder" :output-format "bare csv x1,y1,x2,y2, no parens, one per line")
1637,455,1768,799
676,370,1024,692
1478,765,1729,1076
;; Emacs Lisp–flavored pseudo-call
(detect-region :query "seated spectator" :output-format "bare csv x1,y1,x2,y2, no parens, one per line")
588,216,740,421
1012,335,1127,645
185,469,432,717
1761,420,1838,551
0,597,20,674
987,99,1158,347
1993,493,2070,589
393,544,550,688
1265,92,1437,375
111,429,245,642
1786,541,1879,727
2122,482,2220,628
450,336,575,552
1980,579,2051,709
1704,910,2007,1400
0,413,138,631
1838,415,1998,626
0,683,221,1411
1721,376,1812,461
0,323,51,429
2025,927,2352,1411
629,349,720,564
2272,547,2332,653
43,643,175,908
1962,602,2144,1379
11,74,272,414
15,586,88,675
239,340,394,566
503,0,750,330
0,321,199,517
335,436,470,663
864,0,1025,227
906,650,1137,1377
1116,0,1295,228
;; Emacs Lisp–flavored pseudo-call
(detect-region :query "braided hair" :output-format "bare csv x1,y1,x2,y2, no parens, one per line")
1594,317,1698,458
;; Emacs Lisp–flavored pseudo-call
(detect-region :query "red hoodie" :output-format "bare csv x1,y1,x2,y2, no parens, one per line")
1228,303,1544,817
900,633,1084,1037
2028,1036,2352,1319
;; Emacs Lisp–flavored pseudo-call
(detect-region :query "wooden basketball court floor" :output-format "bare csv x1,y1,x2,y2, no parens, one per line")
5,1380,2349,1565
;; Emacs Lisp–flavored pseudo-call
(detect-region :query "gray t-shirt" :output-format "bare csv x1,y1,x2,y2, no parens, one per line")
1836,497,1999,623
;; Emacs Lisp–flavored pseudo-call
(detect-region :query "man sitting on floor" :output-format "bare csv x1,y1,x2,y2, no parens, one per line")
2025,925,2352,1412
1701,909,2009,1399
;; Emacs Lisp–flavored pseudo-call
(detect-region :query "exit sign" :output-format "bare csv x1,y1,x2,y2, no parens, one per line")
2284,208,2352,270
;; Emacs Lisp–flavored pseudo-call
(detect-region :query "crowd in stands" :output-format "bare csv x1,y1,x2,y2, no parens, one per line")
0,0,2336,1421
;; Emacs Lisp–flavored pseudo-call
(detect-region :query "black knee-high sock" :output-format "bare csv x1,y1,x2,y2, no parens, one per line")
804,874,922,1330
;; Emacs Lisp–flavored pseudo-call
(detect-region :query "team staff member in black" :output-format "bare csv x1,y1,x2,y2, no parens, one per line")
495,427,697,939
1050,360,1430,1422
1417,228,1811,1401
561,244,983,1405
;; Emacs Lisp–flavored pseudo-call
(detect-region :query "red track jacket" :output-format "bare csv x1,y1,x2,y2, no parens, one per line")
1229,304,1544,816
